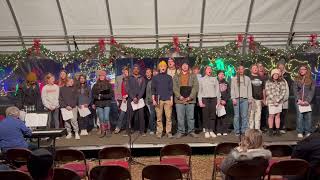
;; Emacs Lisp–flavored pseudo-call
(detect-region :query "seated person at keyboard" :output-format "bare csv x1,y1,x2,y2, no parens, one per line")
0,106,33,152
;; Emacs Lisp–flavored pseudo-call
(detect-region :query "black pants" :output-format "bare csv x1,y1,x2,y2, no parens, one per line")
126,99,145,133
194,100,203,131
79,116,89,130
202,98,217,131
260,106,268,129
216,114,228,134
280,109,288,130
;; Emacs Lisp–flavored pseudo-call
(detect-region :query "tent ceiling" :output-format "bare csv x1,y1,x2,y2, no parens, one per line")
0,0,320,52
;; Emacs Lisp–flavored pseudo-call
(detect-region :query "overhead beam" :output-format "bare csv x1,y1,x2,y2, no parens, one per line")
105,0,114,36
287,0,302,48
56,0,71,52
154,0,159,48
6,0,25,48
242,0,255,55
199,0,206,48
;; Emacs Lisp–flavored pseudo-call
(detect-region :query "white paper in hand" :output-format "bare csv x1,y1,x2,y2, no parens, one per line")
61,108,74,120
78,107,91,117
25,113,48,127
298,105,312,113
216,105,226,117
19,110,26,121
268,104,282,114
131,99,145,111
120,101,127,112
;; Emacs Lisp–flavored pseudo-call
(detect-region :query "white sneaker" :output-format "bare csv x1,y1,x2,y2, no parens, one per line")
80,130,88,136
297,133,303,138
223,133,228,136
305,133,311,137
203,128,206,133
217,133,222,136
204,132,210,138
66,133,72,139
280,130,286,134
209,132,217,138
75,133,80,140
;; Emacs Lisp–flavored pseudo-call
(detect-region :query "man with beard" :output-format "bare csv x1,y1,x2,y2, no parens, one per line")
126,64,146,136
152,61,173,138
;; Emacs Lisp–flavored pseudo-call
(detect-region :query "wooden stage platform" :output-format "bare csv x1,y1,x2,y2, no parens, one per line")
55,130,300,151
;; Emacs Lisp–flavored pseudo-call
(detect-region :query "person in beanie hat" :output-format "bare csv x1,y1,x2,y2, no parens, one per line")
152,61,174,138
92,70,114,138
126,64,146,135
265,69,287,136
16,72,43,112
173,59,199,138
27,148,54,180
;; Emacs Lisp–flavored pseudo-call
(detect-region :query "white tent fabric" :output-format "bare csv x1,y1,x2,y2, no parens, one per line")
0,0,320,52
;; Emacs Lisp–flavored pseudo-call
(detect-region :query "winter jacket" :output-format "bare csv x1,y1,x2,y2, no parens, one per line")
126,75,146,101
265,80,287,105
173,73,199,104
218,79,230,101
293,80,316,104
59,86,78,108
16,82,43,111
92,80,114,108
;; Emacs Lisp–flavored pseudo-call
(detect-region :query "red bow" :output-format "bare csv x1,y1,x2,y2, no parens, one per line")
110,37,117,45
98,38,105,53
248,35,255,51
237,34,243,48
310,34,317,47
172,36,180,52
33,39,41,55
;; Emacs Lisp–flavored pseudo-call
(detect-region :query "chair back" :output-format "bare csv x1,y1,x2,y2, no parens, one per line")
54,149,86,163
142,164,183,180
5,148,32,167
160,144,191,160
226,157,269,180
0,170,32,180
98,146,131,163
90,165,131,180
214,142,238,157
53,168,81,180
265,145,292,157
267,159,309,180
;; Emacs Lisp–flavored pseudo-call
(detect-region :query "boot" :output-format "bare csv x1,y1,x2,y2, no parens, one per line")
268,128,273,137
275,129,281,136
105,122,112,138
99,123,106,138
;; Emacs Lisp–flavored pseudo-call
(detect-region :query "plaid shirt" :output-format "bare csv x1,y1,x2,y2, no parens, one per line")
265,80,287,105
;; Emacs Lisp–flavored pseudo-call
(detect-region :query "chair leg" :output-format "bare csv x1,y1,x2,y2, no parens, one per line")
213,164,217,180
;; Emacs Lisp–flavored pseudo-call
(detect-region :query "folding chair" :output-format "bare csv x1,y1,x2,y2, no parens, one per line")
212,142,238,180
5,148,32,173
98,146,131,169
54,149,88,178
160,144,192,179
53,167,81,180
267,159,309,180
90,165,131,180
226,157,269,180
142,164,183,180
0,170,32,180
265,145,293,174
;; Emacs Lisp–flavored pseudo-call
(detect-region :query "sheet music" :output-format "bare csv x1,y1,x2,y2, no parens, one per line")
120,101,127,112
61,108,74,120
298,105,312,113
78,107,91,117
268,104,282,114
216,105,226,117
19,110,26,121
131,99,145,111
25,113,48,127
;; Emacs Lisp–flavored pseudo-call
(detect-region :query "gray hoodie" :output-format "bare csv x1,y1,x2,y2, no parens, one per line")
220,148,272,174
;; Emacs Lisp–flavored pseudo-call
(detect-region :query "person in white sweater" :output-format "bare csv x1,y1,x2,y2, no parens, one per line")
41,73,60,129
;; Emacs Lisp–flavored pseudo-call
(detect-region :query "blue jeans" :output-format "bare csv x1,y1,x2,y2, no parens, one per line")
116,110,126,129
296,105,312,134
147,104,156,132
233,98,249,134
97,107,111,123
176,103,195,134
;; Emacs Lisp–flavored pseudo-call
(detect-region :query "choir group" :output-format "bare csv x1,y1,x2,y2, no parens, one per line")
15,57,315,140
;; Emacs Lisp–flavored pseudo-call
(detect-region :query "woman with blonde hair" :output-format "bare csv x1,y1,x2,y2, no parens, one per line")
221,129,271,175
41,73,60,128
57,70,68,87
293,65,316,138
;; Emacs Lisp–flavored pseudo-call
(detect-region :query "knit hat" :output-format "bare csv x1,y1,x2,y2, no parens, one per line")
158,61,167,69
97,70,107,76
26,72,37,82
271,69,280,77
133,64,140,70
